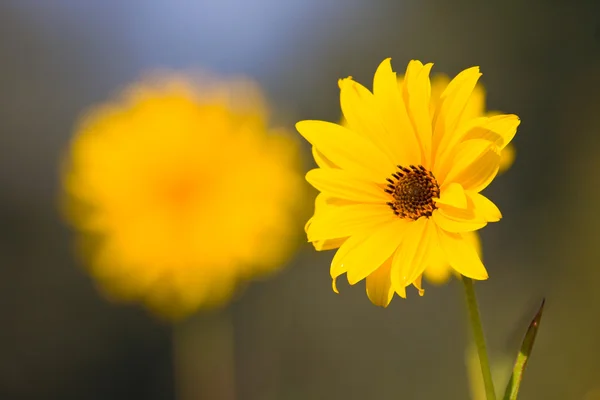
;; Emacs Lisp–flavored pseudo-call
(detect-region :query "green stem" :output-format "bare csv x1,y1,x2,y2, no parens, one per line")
462,277,496,400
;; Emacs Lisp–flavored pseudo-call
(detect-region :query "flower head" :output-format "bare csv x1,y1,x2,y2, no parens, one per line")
62,74,305,318
339,74,515,285
298,59,519,307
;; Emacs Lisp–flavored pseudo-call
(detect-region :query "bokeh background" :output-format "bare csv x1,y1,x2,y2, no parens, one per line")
2,1,600,399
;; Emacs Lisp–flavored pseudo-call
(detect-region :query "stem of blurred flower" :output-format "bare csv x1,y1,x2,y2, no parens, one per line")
173,310,236,400
462,277,496,400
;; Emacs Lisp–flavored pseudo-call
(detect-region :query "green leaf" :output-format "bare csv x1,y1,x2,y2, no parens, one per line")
502,298,545,400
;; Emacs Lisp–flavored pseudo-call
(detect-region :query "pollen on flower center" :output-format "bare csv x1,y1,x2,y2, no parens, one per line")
384,165,440,220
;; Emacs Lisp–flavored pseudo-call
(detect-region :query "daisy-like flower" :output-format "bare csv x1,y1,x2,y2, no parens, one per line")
339,74,515,285
62,74,305,319
298,59,519,307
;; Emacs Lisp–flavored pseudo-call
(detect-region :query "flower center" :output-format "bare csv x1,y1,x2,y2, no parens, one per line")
384,165,440,220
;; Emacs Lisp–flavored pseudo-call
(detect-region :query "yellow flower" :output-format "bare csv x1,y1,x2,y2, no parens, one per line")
340,74,515,286
62,74,304,319
298,59,519,307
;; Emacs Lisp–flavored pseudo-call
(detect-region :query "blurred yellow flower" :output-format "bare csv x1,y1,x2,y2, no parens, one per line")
298,59,519,307
62,74,304,319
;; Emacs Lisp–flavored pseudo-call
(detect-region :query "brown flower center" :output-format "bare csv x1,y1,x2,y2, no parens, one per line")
384,165,440,220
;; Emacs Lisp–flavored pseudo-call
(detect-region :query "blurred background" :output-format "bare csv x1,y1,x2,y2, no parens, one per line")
2,0,600,399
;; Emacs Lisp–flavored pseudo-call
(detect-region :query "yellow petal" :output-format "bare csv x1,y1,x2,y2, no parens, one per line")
338,77,400,162
307,203,393,242
412,274,425,296
330,233,367,293
437,228,488,280
428,74,451,117
440,139,493,183
459,82,486,124
423,257,453,285
465,191,502,222
499,143,516,173
305,168,389,203
432,207,487,233
434,182,467,209
311,193,353,217
441,139,501,192
296,120,394,181
462,114,521,150
463,230,482,257
307,195,357,250
431,192,488,232
424,223,484,285
433,116,488,173
402,60,434,166
365,258,395,307
391,217,437,289
342,219,408,285
304,216,313,233
312,146,337,169
432,67,482,164
313,237,348,251
308,194,352,233
435,112,518,174
372,58,421,165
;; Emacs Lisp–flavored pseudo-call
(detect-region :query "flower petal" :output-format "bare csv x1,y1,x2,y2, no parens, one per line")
459,82,486,124
437,228,488,280
434,182,467,209
428,74,451,117
463,114,521,150
433,188,490,232
441,139,501,192
391,217,438,289
296,120,394,181
307,203,393,242
433,116,488,173
311,193,354,216
423,256,453,285
435,111,519,173
339,77,399,162
423,230,481,284
372,58,421,165
499,143,516,173
340,219,408,285
402,60,434,166
465,191,502,222
432,67,482,164
463,230,482,256
330,233,366,293
312,146,337,169
305,168,389,203
412,274,425,296
306,197,351,251
432,208,487,232
313,237,347,251
365,258,395,307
